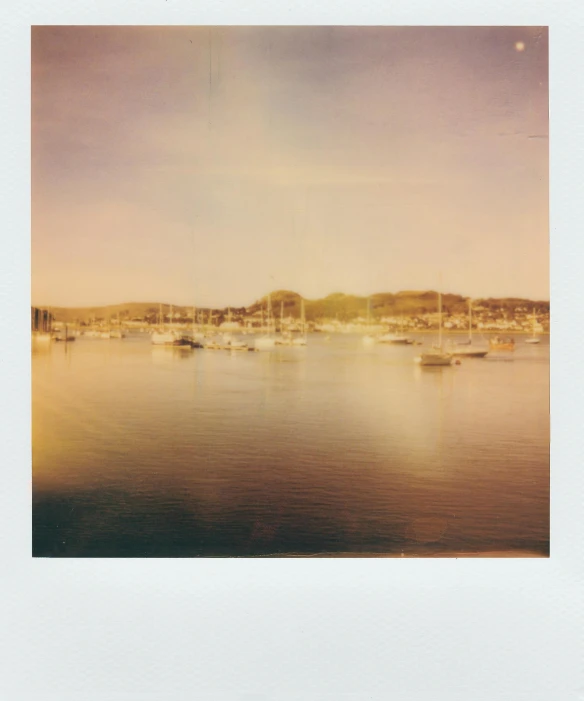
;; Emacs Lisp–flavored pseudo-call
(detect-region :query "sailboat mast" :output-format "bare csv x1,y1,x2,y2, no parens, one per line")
468,298,472,343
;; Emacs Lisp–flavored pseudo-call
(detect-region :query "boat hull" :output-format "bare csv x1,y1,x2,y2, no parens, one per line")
489,343,515,351
450,348,489,358
151,331,177,346
419,352,453,366
254,337,276,350
378,335,411,344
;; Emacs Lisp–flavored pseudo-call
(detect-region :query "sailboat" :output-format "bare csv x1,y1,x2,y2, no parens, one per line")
275,300,292,345
109,312,125,339
99,315,111,339
525,308,541,344
418,291,453,366
292,299,308,346
378,313,412,344
254,294,276,350
450,299,488,358
151,304,186,346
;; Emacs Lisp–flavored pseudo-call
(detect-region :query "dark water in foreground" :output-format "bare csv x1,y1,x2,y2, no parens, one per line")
32,333,549,557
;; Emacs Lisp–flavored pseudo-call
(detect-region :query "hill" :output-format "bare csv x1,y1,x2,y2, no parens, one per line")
39,291,550,324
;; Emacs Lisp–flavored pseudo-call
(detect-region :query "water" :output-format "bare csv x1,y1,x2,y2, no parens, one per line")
32,333,549,557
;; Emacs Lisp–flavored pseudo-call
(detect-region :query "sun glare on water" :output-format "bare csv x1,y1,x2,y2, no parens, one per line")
515,41,525,52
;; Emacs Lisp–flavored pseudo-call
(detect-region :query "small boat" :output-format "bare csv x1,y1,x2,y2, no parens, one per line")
489,336,515,351
222,333,247,351
255,336,276,350
275,332,293,346
525,308,541,344
292,298,308,346
151,331,177,346
254,294,276,350
449,299,489,358
53,335,75,342
419,348,453,366
451,346,488,358
379,312,413,344
418,291,453,366
225,340,248,351
378,332,411,345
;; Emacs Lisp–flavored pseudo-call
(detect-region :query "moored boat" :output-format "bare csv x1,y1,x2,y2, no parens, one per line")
418,290,453,367
525,308,541,344
378,332,411,345
254,294,276,350
449,299,489,358
151,330,178,346
489,336,515,351
419,349,453,366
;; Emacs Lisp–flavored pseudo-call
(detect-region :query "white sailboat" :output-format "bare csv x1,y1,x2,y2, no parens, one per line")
418,291,453,366
378,314,412,344
275,300,292,345
255,294,276,350
292,298,308,346
450,299,489,358
525,307,541,344
109,312,125,338
151,304,178,345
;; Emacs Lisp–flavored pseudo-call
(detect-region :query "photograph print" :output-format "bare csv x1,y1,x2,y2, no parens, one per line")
32,26,549,557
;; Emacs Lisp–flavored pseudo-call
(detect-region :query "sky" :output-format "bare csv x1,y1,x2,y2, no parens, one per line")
31,26,549,308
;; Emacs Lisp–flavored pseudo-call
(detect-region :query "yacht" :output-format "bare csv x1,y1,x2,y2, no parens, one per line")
525,308,541,344
449,299,488,358
418,291,453,366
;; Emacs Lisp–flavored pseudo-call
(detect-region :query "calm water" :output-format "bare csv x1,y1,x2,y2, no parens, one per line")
32,333,549,557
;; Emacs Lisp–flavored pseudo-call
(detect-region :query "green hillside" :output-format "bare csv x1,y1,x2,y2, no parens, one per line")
41,291,550,324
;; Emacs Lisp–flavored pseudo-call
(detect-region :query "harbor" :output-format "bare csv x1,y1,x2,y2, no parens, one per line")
32,315,549,558
30,25,549,560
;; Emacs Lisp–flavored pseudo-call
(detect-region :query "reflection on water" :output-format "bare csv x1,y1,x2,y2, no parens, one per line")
32,334,549,557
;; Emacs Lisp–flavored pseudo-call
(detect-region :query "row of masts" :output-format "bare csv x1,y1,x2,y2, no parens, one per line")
153,295,307,335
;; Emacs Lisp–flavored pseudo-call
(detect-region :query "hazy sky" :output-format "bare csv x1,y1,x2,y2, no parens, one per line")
32,26,548,307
